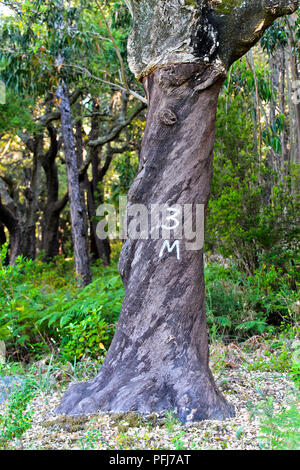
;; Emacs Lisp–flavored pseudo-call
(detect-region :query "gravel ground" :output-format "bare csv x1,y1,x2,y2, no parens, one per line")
1,341,298,450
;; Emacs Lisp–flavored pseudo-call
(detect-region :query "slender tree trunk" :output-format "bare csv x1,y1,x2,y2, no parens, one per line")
42,196,68,260
291,56,300,165
55,64,234,422
56,0,298,423
280,49,288,169
42,209,60,259
58,82,91,286
86,104,111,265
75,102,89,238
86,178,111,266
287,14,300,165
248,50,262,163
22,142,42,260
41,125,62,260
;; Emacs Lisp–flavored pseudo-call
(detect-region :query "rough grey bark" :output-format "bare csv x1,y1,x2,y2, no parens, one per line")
128,0,299,79
57,82,92,286
56,0,298,422
287,17,300,165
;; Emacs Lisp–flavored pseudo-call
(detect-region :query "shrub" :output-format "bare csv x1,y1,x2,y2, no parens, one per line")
60,309,116,362
0,252,124,361
205,261,298,341
0,377,37,449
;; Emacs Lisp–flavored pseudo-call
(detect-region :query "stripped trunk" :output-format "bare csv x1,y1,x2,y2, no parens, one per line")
55,64,234,423
56,0,298,423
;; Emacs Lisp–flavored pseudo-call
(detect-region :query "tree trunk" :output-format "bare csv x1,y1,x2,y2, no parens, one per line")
0,223,6,247
86,103,111,265
0,223,8,265
22,135,43,260
55,0,298,423
58,82,92,286
55,63,234,423
287,13,300,165
86,179,111,266
75,102,89,244
42,197,68,260
0,197,21,265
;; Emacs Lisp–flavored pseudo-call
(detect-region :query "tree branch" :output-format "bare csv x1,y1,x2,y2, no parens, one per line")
63,63,147,104
38,88,83,126
88,102,146,148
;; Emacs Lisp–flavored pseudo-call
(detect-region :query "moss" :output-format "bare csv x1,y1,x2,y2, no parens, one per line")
184,0,198,7
112,411,143,429
209,0,242,15
42,415,90,433
111,411,163,431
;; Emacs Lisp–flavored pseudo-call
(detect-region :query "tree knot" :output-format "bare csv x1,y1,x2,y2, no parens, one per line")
159,108,178,126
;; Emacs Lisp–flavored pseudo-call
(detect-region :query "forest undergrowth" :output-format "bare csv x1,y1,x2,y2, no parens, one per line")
0,251,299,450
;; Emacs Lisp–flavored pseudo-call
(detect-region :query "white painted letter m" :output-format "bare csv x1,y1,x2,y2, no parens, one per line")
159,240,180,260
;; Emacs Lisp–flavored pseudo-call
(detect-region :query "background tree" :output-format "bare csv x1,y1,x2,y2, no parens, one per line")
0,0,146,269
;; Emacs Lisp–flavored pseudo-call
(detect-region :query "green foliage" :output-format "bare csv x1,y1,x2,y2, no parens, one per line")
60,309,115,362
207,57,300,277
79,429,106,450
205,261,299,340
0,0,137,98
0,377,37,449
207,155,299,278
111,151,139,202
248,347,293,373
0,91,37,137
289,360,300,388
0,253,124,361
0,240,297,361
0,361,25,377
164,411,181,433
170,431,189,450
212,0,242,15
260,15,298,56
